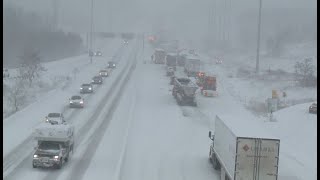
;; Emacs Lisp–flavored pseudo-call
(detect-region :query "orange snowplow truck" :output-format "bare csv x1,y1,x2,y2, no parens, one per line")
197,73,218,97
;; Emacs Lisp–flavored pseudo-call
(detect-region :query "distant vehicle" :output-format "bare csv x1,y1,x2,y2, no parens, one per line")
153,48,166,64
184,56,201,77
208,115,280,180
69,95,84,108
172,77,198,106
91,76,103,84
107,61,116,69
99,69,109,77
309,102,317,114
166,67,175,77
3,68,9,78
80,83,93,94
95,51,102,56
123,39,129,45
197,73,218,97
32,123,74,169
45,113,65,125
165,53,177,70
215,59,222,64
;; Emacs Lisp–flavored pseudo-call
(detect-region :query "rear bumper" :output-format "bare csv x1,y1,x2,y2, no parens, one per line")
80,89,93,93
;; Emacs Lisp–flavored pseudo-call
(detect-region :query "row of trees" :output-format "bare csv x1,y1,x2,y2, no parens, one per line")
4,2,84,68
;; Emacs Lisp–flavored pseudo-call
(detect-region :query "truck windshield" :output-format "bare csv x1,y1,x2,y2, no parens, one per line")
39,142,60,150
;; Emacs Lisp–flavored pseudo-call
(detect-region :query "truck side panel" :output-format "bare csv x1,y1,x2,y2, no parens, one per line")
214,117,237,179
236,138,280,180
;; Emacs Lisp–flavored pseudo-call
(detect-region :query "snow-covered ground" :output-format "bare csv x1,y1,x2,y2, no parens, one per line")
4,39,316,180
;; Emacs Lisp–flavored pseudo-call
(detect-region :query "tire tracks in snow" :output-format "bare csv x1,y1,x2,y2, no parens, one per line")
66,42,139,180
43,40,140,180
3,44,126,179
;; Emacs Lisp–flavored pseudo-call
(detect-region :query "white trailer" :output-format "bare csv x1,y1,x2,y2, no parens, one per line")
208,115,280,180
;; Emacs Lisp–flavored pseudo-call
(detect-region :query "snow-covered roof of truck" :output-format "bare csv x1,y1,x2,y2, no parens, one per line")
215,115,279,139
33,122,74,142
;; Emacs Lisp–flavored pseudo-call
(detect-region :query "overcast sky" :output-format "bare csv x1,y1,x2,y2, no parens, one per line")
6,0,316,50
7,0,316,32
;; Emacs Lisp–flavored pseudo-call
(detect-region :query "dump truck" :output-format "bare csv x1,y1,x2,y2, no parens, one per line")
172,77,198,106
196,73,218,97
208,115,280,180
153,48,166,64
32,122,74,169
184,56,201,77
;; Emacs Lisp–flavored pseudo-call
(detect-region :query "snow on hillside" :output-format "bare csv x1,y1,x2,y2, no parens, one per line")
3,38,114,118
263,103,317,180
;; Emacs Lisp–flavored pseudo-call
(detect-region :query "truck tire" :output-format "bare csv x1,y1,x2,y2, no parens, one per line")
65,152,69,162
56,159,62,169
32,163,37,168
212,153,221,170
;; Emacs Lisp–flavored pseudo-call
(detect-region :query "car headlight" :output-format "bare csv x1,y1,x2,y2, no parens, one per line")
54,156,59,159
34,155,38,158
89,88,92,90
80,101,83,104
70,101,73,103
80,87,83,89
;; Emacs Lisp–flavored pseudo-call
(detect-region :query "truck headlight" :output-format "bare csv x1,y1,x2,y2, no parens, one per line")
34,155,38,158
54,156,59,159
80,101,83,104
80,87,83,90
89,88,92,90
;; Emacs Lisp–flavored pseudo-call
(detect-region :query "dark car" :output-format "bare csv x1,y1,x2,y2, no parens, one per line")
80,83,93,93
107,61,116,69
45,113,65,124
99,69,109,77
309,102,317,114
91,76,103,84
69,95,84,108
95,51,102,56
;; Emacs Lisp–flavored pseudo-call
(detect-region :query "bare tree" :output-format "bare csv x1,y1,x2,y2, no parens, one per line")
294,58,316,87
8,79,27,112
18,48,46,87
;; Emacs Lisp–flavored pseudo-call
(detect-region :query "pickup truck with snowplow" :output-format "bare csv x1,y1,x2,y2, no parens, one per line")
172,77,198,106
32,122,74,169
208,115,280,180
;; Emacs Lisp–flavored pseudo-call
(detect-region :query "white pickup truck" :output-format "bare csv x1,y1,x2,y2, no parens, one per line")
208,115,280,180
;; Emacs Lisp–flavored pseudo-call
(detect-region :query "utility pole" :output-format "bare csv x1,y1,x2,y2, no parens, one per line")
256,0,262,73
89,0,94,64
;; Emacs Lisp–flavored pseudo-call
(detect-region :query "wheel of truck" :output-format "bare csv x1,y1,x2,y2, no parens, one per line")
65,152,69,162
32,163,37,168
212,153,221,170
56,159,62,169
